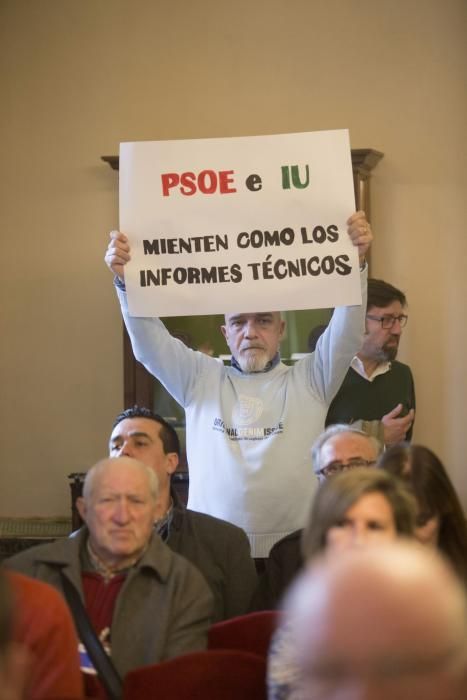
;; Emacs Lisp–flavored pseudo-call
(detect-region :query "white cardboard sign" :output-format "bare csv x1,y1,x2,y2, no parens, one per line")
119,129,360,317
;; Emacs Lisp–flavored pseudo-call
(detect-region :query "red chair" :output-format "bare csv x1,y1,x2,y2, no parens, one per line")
208,610,281,658
122,649,267,700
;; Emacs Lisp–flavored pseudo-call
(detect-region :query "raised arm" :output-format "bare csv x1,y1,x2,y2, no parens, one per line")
104,229,130,282
104,230,216,407
308,211,373,404
346,210,372,265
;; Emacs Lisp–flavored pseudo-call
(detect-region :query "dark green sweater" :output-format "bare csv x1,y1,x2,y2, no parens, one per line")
326,361,416,440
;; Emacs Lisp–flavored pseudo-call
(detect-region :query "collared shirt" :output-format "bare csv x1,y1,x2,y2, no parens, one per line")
84,537,145,583
351,355,391,382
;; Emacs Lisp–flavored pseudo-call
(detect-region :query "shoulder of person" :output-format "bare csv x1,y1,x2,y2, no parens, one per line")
159,541,214,596
8,570,62,603
4,536,75,571
182,508,250,544
145,531,210,580
7,571,76,628
270,529,303,555
390,360,414,376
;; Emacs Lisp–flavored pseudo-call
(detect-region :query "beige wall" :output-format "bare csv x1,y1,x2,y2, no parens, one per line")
1,0,466,516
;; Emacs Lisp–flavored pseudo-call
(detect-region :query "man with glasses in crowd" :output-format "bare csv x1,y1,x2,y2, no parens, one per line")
253,424,381,608
326,278,415,446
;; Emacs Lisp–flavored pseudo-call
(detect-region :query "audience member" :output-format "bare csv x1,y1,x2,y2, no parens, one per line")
8,570,83,699
379,442,467,584
105,212,373,557
301,467,415,559
254,425,381,608
326,278,415,446
267,468,415,699
312,423,381,483
109,406,257,621
6,457,213,685
279,541,467,700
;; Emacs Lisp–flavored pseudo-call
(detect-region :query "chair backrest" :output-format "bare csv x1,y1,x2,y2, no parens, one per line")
122,649,267,700
208,610,281,658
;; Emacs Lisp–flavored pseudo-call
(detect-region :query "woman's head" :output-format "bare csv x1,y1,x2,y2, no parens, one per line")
301,467,415,561
379,443,467,583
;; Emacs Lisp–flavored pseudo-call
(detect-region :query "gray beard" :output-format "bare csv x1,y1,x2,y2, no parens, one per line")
236,351,269,373
381,341,398,362
372,342,398,364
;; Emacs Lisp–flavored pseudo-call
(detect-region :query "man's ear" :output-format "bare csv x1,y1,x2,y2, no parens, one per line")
220,324,227,340
76,497,87,523
166,452,179,476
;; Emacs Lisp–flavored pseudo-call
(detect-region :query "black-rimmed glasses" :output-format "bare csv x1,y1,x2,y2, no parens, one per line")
366,314,408,329
316,458,376,479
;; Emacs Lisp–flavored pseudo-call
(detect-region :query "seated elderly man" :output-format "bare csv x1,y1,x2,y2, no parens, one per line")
254,424,381,608
276,541,467,700
6,457,213,685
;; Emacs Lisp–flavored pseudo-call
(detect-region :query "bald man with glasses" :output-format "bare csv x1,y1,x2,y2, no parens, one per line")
326,278,415,446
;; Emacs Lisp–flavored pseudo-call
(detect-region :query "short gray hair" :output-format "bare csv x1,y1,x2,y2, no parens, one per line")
82,457,159,502
312,424,382,475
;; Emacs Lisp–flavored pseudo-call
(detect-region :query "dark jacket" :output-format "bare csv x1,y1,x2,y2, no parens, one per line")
253,529,303,610
6,528,213,678
167,490,257,622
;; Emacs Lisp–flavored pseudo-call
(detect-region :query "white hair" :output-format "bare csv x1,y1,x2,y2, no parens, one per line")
82,457,159,502
311,423,381,474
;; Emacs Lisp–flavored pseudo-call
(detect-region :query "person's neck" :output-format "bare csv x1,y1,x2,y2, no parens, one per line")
357,353,380,378
155,490,172,521
87,538,144,580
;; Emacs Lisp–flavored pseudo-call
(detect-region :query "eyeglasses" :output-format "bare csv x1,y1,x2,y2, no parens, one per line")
366,314,408,329
317,458,376,479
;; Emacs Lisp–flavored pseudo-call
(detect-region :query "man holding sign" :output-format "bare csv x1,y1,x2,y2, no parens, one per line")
105,210,372,558
106,131,372,558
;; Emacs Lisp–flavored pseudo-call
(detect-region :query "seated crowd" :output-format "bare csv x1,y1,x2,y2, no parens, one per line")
2,213,465,698
1,409,467,699
6,456,213,698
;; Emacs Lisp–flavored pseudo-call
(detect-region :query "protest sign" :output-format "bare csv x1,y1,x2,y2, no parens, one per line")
119,129,360,317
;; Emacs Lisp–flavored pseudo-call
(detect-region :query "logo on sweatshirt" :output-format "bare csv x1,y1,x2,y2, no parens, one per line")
232,395,263,425
212,394,283,440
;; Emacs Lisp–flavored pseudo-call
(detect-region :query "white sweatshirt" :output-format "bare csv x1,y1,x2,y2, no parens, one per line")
117,269,366,557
